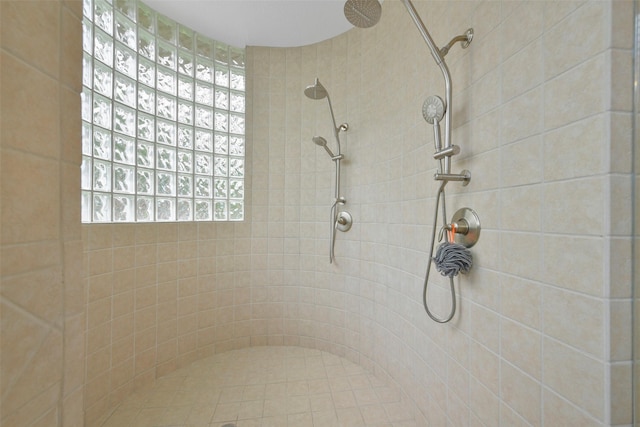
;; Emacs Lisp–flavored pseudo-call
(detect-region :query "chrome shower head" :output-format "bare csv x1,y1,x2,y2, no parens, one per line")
304,78,328,100
422,95,445,124
312,136,336,158
344,0,382,28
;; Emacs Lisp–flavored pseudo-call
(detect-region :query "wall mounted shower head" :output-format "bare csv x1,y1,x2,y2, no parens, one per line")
312,136,337,158
304,78,328,100
344,0,382,28
422,95,445,124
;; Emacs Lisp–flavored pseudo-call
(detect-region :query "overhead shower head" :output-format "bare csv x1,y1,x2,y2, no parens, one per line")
312,136,336,158
304,78,328,100
344,0,382,28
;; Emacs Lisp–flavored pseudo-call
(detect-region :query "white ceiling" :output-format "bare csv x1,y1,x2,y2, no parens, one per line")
143,0,355,48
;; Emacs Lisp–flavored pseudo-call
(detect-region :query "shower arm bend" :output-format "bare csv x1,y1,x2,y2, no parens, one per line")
401,0,453,173
324,93,349,155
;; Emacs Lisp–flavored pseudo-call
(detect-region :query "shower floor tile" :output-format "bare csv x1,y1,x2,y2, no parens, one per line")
101,346,417,427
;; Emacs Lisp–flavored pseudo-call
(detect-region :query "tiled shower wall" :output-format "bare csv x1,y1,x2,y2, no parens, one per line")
247,0,634,425
1,1,635,427
1,0,85,426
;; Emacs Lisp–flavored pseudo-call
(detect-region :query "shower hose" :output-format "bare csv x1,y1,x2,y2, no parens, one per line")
423,181,456,323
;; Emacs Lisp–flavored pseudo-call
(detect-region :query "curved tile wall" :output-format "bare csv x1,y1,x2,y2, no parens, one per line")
79,1,634,426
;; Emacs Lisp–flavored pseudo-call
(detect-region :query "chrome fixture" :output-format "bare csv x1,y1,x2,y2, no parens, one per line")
305,78,352,264
345,0,477,323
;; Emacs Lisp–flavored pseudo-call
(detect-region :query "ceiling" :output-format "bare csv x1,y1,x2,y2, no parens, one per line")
143,0,355,48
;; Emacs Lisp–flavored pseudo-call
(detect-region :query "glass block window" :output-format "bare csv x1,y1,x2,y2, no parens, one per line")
81,0,245,222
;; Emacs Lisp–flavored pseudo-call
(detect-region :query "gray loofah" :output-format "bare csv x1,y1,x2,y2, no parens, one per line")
433,242,473,278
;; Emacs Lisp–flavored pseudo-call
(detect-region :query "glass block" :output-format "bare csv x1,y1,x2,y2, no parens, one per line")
113,134,135,165
214,89,228,109
81,89,92,122
93,160,111,191
136,197,154,221
157,41,176,70
83,0,93,22
195,130,212,152
136,168,154,194
83,19,93,53
94,28,113,66
157,172,175,195
157,94,176,119
214,42,228,64
115,44,137,78
195,58,213,83
178,126,193,149
137,3,154,33
214,111,228,132
114,74,136,107
229,113,244,135
196,34,213,59
156,119,176,145
157,14,175,43
83,53,93,88
82,123,93,155
229,201,243,221
93,127,111,159
137,113,154,141
114,0,136,21
137,142,154,168
94,0,113,35
115,12,136,49
138,85,155,113
230,92,245,112
177,199,192,221
81,156,92,190
82,191,92,222
215,68,229,87
113,164,135,193
113,194,134,221
156,198,175,221
214,178,227,198
229,136,244,156
157,67,176,94
196,83,213,106
195,153,212,174
213,200,227,221
177,151,193,173
195,107,213,129
92,94,112,129
195,200,212,221
214,157,227,177
195,176,211,197
178,101,193,125
229,46,245,68
138,57,155,87
114,103,136,137
156,146,176,170
93,61,112,97
229,179,244,199
178,51,194,76
178,26,194,51
177,174,192,196
178,76,193,100
230,69,245,91
229,158,244,177
93,193,111,222
214,134,228,154
138,29,155,60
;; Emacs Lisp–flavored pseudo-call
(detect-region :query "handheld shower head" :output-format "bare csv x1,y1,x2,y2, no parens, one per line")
344,0,382,28
304,78,328,100
312,136,337,158
422,95,445,124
